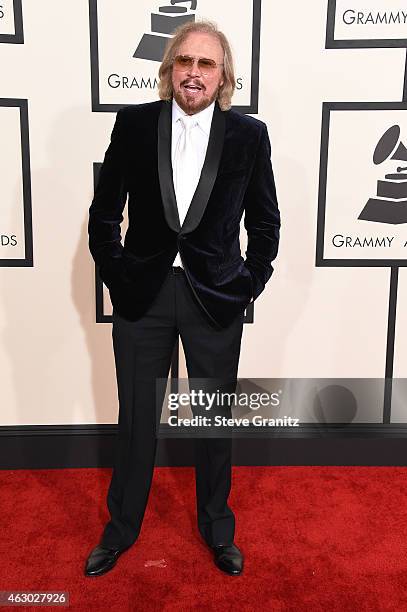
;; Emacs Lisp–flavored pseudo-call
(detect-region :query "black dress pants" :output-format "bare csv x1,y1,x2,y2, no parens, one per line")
101,266,244,550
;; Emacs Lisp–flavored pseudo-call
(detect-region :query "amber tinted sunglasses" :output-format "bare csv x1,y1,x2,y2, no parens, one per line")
172,54,224,75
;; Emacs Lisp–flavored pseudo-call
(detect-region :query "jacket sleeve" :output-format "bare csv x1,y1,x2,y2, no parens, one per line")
88,108,128,275
243,124,280,301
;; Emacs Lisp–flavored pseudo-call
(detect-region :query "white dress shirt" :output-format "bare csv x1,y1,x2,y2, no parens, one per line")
171,98,215,268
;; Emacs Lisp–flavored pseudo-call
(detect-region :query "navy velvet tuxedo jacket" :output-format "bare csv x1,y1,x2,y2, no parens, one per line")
88,99,280,328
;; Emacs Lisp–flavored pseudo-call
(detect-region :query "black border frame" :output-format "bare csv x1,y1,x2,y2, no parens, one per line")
0,98,33,267
326,0,407,49
88,0,261,113
0,0,23,44
316,101,407,268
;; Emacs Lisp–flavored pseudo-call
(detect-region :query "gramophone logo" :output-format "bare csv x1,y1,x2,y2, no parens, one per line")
89,0,260,112
134,0,197,62
316,103,407,266
359,126,407,225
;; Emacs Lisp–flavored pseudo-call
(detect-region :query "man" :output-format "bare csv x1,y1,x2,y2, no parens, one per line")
85,20,280,577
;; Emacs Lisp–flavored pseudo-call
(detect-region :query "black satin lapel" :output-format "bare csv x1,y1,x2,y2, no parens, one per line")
180,103,226,235
158,101,181,233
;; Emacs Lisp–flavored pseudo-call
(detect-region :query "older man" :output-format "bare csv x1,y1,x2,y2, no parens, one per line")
85,19,280,577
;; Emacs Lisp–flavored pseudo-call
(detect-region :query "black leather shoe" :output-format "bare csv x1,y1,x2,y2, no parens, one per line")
84,544,129,577
212,543,244,575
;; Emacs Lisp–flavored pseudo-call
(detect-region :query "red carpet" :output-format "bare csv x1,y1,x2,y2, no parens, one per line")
1,466,407,611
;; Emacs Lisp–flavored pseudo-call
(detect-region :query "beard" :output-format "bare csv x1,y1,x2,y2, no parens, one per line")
173,78,220,115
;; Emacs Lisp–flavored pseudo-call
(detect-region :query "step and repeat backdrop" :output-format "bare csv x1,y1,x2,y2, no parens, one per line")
1,0,407,429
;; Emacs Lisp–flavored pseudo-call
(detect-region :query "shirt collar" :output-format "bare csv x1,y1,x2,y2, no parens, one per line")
172,98,215,136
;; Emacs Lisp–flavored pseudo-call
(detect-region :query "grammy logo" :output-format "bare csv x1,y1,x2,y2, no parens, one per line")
133,0,197,63
358,124,407,225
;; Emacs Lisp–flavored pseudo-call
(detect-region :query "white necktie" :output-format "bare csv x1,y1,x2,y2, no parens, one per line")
174,115,199,227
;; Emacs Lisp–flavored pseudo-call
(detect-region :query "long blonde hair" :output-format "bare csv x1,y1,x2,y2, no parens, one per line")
158,20,236,111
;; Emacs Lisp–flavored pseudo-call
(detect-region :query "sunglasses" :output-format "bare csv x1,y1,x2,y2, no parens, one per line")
172,54,224,75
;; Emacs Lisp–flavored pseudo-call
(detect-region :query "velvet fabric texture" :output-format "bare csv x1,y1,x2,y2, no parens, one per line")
88,99,280,328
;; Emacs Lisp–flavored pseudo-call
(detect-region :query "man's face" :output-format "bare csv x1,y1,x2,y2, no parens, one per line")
171,32,225,115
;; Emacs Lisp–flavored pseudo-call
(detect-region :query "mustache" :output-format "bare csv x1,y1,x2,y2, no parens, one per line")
180,79,205,89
